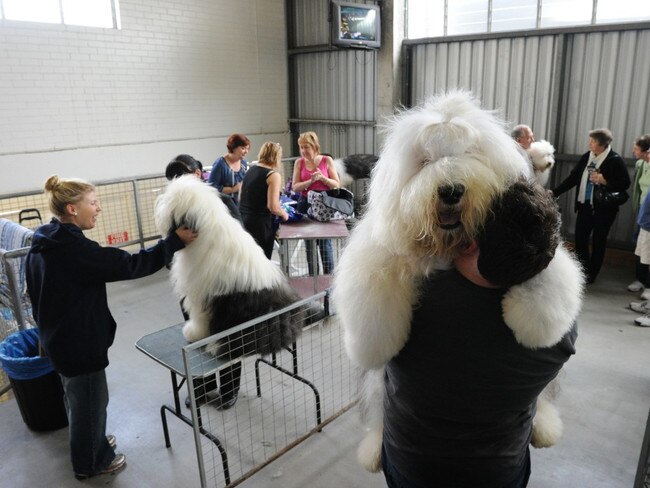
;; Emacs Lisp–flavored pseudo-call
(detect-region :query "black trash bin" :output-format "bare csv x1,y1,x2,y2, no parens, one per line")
0,328,68,431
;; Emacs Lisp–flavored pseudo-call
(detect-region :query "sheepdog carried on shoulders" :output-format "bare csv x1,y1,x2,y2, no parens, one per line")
154,175,312,359
333,91,584,472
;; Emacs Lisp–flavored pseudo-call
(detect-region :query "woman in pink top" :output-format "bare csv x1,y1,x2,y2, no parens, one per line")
292,131,341,275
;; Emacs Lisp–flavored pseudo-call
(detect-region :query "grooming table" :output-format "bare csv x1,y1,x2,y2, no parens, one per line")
277,219,349,297
135,323,232,484
135,307,327,486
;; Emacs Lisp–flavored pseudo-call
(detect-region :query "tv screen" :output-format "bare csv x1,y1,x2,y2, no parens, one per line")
331,1,381,49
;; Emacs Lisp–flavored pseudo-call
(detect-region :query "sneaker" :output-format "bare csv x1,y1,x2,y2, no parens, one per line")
641,289,650,300
634,315,650,327
74,453,127,480
629,300,650,313
628,280,645,292
107,434,116,449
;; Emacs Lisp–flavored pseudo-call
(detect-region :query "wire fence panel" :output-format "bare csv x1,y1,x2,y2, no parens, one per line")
0,161,367,251
136,177,168,244
182,292,355,488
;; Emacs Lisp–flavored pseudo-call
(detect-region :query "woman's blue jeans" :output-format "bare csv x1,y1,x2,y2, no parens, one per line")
305,239,333,275
59,370,115,476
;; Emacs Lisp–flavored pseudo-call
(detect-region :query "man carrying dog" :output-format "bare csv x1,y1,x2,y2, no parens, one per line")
381,180,578,488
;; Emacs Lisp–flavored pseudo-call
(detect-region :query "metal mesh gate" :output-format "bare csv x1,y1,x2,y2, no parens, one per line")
181,292,355,487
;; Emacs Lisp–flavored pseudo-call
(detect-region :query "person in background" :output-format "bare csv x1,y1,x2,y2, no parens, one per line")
381,181,577,488
165,154,242,222
291,131,341,275
208,134,250,205
512,124,535,171
628,184,650,327
552,128,630,284
165,154,203,180
626,135,650,293
26,175,196,480
239,142,289,259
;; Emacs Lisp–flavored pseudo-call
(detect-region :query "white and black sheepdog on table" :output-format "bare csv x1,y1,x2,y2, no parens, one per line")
154,175,318,359
333,91,584,471
333,153,379,188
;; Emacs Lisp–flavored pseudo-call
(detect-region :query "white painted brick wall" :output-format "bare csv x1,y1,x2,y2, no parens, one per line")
0,0,289,194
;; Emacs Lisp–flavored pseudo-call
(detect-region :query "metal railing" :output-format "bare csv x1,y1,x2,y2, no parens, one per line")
181,291,355,488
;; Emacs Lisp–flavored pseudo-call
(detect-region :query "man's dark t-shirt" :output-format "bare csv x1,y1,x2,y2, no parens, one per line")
383,268,577,488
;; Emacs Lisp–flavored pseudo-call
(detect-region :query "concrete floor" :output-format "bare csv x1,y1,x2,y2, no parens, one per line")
0,262,648,488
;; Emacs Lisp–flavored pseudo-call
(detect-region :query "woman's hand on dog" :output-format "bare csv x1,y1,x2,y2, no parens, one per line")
175,225,198,245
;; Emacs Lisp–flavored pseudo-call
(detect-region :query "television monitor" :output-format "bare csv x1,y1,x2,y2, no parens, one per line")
331,1,381,49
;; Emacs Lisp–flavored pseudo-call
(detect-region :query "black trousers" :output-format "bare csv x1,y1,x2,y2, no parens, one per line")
574,203,618,282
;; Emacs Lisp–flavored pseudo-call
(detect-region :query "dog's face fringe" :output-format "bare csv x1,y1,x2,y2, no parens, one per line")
529,140,556,173
367,91,528,261
400,155,503,259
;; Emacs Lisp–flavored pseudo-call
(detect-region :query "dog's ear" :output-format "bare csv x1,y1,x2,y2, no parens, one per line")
154,192,175,237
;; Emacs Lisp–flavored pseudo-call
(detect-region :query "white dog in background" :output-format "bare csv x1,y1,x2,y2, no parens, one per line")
333,92,584,472
154,175,313,358
528,139,556,187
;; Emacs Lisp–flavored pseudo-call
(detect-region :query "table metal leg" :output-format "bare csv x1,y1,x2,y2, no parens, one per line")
280,239,290,275
255,357,322,426
158,371,231,485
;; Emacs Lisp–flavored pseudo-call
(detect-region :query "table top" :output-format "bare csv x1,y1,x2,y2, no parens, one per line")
278,219,349,240
135,323,223,378
288,275,333,299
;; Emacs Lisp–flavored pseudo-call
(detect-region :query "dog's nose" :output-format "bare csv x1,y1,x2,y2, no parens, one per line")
438,184,465,205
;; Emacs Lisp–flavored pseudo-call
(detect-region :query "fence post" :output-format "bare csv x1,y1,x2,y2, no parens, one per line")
131,180,146,250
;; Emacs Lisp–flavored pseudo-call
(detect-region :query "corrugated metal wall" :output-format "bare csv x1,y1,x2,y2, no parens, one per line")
408,34,564,142
560,29,650,154
290,0,332,47
405,23,650,249
286,0,377,157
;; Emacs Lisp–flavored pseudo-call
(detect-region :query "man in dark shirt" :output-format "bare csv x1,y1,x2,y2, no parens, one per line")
381,180,578,488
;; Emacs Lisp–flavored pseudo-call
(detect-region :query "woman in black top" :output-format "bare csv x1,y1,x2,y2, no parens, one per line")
239,142,289,258
553,128,630,283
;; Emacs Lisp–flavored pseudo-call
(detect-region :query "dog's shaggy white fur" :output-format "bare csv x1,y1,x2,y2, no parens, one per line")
154,175,306,357
528,139,556,187
333,92,584,472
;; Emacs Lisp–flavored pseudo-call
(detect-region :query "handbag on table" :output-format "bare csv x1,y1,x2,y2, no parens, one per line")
306,188,354,222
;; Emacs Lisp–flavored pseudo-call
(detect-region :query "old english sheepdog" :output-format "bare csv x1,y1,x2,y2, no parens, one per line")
528,139,556,187
154,175,314,358
333,92,584,471
333,153,379,188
